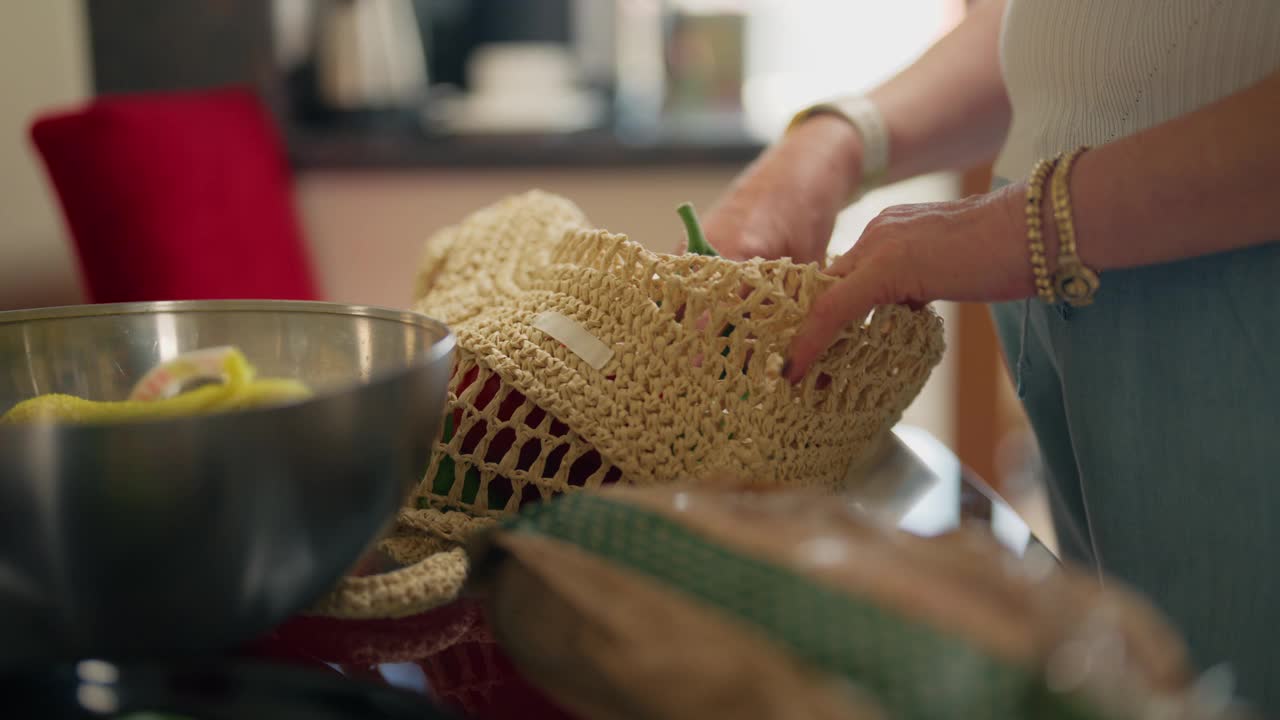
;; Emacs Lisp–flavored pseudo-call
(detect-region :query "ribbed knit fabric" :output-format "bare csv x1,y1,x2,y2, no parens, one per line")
994,0,1280,180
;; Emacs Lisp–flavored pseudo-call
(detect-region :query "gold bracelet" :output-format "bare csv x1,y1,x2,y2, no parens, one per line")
1049,147,1101,307
1025,157,1059,304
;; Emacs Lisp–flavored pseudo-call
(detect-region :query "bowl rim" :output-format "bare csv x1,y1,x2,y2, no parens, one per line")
0,299,457,431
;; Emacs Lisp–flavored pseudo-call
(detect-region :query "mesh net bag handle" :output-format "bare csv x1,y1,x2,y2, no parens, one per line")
313,190,945,619
310,547,470,620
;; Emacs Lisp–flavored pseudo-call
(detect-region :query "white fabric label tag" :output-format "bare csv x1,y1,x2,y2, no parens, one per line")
530,311,614,370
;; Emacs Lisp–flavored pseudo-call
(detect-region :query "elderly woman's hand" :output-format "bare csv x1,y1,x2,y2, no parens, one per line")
784,182,1032,383
688,116,865,265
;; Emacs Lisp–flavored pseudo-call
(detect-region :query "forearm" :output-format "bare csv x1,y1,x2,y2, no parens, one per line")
785,63,1280,378
1059,70,1280,273
700,0,1013,265
869,0,1012,184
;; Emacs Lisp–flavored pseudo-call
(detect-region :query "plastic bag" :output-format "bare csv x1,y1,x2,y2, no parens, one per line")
468,486,1258,720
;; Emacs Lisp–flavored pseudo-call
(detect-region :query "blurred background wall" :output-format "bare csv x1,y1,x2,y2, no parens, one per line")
0,1,90,311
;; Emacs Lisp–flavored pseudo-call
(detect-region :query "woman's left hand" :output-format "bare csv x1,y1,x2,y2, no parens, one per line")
784,182,1033,383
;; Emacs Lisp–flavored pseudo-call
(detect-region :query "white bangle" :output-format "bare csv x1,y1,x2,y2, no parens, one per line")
787,95,890,205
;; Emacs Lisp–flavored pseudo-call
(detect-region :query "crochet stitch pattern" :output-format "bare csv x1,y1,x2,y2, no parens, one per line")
315,190,944,618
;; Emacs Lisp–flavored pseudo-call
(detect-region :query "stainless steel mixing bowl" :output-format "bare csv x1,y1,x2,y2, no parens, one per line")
0,300,454,664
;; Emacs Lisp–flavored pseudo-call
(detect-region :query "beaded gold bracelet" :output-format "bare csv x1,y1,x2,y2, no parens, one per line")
1049,147,1101,307
1025,157,1059,304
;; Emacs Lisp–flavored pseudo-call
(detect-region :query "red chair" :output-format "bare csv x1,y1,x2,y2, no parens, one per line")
30,87,320,303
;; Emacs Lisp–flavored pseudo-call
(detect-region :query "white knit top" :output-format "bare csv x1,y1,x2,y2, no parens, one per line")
993,0,1280,180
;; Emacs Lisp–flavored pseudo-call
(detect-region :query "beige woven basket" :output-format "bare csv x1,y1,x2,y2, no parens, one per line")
313,190,945,618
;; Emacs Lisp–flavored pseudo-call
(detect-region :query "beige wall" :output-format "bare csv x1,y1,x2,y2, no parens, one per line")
0,0,90,310
296,168,736,309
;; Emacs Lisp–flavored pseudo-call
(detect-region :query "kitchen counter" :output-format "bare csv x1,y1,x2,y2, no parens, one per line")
287,126,765,171
4,425,1049,718
303,425,1055,718
856,424,1047,558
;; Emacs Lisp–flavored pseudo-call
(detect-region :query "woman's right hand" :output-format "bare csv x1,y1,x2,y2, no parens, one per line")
690,115,865,265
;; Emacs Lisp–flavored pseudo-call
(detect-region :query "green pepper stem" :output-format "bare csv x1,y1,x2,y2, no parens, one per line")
677,202,719,257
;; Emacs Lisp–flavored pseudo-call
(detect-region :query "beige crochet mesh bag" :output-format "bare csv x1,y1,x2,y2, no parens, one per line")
313,190,945,618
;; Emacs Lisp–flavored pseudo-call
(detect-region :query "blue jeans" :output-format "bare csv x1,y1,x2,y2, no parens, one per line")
988,177,1280,714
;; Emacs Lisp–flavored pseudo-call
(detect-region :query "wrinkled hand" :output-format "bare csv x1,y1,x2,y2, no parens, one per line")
784,183,1032,383
682,115,865,265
